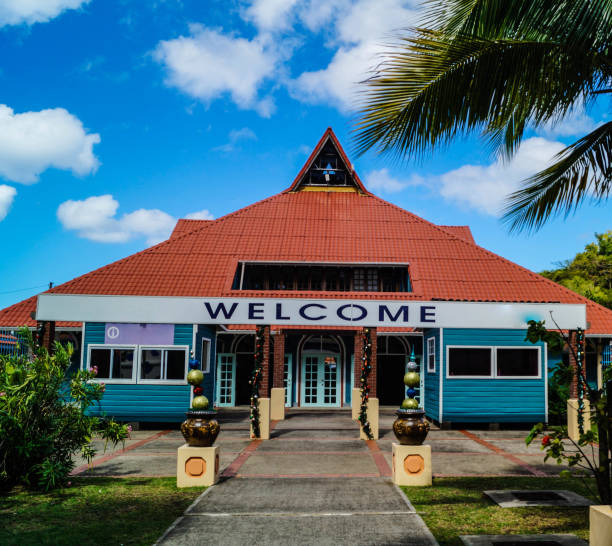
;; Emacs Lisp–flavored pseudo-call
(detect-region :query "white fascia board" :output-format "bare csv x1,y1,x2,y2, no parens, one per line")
36,294,587,330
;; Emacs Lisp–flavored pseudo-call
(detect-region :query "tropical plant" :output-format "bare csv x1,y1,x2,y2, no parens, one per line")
355,0,611,231
541,230,612,309
524,320,611,504
0,329,128,491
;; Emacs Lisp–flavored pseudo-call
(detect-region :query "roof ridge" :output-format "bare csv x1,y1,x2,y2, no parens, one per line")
367,193,612,312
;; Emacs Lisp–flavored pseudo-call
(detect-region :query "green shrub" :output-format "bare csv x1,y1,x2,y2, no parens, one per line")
0,329,128,491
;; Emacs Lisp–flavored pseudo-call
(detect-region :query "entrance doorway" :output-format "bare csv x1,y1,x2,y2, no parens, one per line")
299,335,343,407
377,336,411,406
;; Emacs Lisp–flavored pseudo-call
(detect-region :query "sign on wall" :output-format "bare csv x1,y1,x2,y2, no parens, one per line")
36,294,587,330
104,323,174,345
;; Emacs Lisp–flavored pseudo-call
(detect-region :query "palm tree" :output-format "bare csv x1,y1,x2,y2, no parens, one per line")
354,0,611,232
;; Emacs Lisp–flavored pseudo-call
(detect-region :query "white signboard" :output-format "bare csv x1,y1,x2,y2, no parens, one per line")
36,294,587,330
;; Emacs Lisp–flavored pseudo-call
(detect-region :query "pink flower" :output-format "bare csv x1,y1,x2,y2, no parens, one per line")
100,383,106,392
127,425,133,432
90,366,98,376
67,481,72,487
0,392,6,397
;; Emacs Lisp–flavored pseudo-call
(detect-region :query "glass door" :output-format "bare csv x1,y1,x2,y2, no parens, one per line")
300,354,340,407
216,353,236,407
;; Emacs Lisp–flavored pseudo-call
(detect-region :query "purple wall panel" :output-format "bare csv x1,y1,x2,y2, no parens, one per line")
104,323,174,345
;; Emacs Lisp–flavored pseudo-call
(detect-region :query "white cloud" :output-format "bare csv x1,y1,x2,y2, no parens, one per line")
154,24,279,117
538,109,599,139
365,168,423,193
291,0,421,111
0,105,100,184
434,137,565,216
0,185,16,221
185,209,215,220
58,195,217,245
243,0,299,32
213,127,257,152
58,195,175,245
0,0,90,26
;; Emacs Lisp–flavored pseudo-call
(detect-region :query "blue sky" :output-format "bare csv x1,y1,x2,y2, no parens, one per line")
0,0,609,310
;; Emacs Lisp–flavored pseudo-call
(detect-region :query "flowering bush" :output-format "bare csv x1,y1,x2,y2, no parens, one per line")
0,329,128,491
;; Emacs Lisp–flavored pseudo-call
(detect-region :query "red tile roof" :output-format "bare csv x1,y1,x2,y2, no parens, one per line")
170,219,211,239
439,225,475,244
2,129,611,335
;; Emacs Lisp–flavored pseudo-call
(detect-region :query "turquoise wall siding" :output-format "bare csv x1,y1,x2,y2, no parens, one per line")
442,329,546,423
423,329,440,422
84,322,193,422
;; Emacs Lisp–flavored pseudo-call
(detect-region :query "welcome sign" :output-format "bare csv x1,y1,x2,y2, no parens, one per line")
36,294,587,330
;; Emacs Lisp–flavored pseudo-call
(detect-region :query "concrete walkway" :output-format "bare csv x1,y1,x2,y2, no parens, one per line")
156,410,438,546
73,409,570,479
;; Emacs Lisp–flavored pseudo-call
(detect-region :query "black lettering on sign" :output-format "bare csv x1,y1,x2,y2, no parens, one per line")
204,302,238,320
379,305,409,322
248,302,265,320
276,303,290,320
299,303,326,321
420,306,436,323
337,304,367,321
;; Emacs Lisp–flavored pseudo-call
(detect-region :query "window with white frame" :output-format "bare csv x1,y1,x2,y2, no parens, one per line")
89,346,135,380
87,344,189,384
427,337,436,373
201,338,211,373
447,346,540,378
140,347,188,381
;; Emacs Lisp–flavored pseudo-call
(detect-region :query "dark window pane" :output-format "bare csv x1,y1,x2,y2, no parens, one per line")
91,348,111,378
141,349,162,379
167,349,186,380
497,349,539,377
201,339,210,372
112,349,134,379
448,348,492,376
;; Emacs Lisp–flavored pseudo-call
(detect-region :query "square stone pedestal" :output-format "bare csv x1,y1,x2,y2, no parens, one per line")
270,388,285,420
250,397,271,440
567,399,591,442
359,397,379,440
351,388,360,420
392,443,432,486
177,445,219,488
590,505,612,546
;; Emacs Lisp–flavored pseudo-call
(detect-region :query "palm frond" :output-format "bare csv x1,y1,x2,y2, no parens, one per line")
502,121,612,232
354,31,604,159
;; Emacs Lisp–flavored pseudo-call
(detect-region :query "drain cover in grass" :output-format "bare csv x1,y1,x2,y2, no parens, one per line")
483,490,591,508
460,534,587,546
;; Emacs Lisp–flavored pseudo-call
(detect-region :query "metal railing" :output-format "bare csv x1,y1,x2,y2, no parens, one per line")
0,328,29,357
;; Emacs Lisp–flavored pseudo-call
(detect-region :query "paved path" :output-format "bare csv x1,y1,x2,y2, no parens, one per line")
156,411,438,545
73,409,571,479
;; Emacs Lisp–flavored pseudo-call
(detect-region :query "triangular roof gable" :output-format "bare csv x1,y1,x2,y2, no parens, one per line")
285,128,371,194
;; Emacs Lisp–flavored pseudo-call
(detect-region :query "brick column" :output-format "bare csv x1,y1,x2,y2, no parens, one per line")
260,326,271,397
354,330,363,387
568,330,578,399
369,328,377,398
272,330,285,389
37,320,56,354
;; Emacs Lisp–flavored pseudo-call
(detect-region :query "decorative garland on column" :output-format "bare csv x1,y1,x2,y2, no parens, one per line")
358,327,373,440
576,327,585,435
249,326,265,438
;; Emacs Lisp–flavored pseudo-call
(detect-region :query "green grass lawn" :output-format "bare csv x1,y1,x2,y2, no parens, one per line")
404,476,595,545
0,477,203,546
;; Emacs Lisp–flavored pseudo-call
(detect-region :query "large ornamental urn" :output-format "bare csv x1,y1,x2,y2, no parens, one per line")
392,350,430,445
393,408,430,445
181,409,220,447
180,355,220,447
